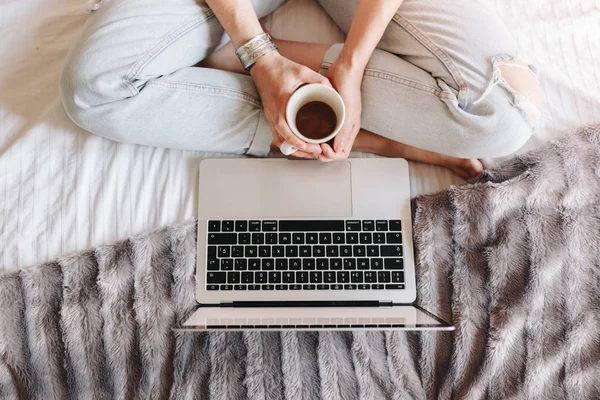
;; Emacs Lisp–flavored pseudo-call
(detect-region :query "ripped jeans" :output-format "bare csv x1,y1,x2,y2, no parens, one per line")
60,0,539,159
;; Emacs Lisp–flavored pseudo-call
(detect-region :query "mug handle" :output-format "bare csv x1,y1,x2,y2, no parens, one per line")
280,141,297,156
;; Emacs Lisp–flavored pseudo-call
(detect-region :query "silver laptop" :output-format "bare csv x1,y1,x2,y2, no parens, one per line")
177,158,452,331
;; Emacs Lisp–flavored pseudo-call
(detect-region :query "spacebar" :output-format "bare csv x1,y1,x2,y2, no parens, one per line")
279,220,345,232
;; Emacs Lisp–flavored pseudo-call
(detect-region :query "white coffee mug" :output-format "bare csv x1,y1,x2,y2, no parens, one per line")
281,83,346,156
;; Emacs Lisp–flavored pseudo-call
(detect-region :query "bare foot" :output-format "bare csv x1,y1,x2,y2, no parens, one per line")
353,129,484,179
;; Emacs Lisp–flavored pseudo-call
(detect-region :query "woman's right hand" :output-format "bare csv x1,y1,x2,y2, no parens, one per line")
250,51,331,158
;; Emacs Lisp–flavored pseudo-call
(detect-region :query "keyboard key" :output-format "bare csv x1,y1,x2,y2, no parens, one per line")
222,221,234,232
221,259,233,270
306,233,318,244
280,220,345,232
350,271,363,283
385,258,404,270
208,221,220,232
263,285,275,290
381,245,403,257
326,246,339,257
262,259,275,270
317,284,330,290
234,284,247,290
259,246,271,257
266,233,278,244
245,246,257,258
340,246,352,257
235,259,247,270
283,271,295,283
346,233,359,244
249,221,261,231
290,284,302,290
331,284,344,290
272,246,284,258
256,272,267,283
207,272,226,283
371,258,384,269
373,233,385,244
242,272,253,283
232,246,244,258
358,284,370,290
333,233,345,244
367,246,379,257
337,271,350,283
221,285,233,291
276,284,288,290
344,284,357,290
300,246,311,257
372,284,384,290
324,271,336,283
376,220,388,231
317,258,329,270
364,271,376,283
279,233,291,244
286,246,299,258
235,221,248,232
330,259,343,270
302,259,315,270
313,246,326,257
218,246,230,257
239,233,251,245
289,259,302,270
346,220,361,231
248,259,260,270
310,271,322,283
343,259,356,270
392,271,404,282
276,258,288,270
319,233,332,244
357,258,369,270
303,284,316,290
252,233,265,245
228,272,240,283
207,284,219,290
386,284,405,289
386,232,402,244
248,284,261,290
353,245,366,257
360,233,372,244
362,220,375,231
268,272,281,283
262,221,277,231
208,233,237,245
389,220,402,231
207,246,219,270
296,271,308,283
293,233,305,244
378,271,391,283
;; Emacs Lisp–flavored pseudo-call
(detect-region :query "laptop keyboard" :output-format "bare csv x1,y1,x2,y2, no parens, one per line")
205,220,405,291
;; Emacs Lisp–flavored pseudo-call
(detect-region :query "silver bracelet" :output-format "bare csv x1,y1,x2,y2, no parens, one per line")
235,33,278,72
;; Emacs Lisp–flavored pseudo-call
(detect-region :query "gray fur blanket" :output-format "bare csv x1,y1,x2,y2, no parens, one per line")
1,125,600,399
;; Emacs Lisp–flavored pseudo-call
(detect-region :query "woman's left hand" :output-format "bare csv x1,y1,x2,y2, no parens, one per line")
319,61,363,162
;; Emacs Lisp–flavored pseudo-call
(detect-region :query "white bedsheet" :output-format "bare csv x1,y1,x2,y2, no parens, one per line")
1,0,598,271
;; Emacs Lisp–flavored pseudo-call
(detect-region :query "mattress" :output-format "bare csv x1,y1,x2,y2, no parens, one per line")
1,0,598,271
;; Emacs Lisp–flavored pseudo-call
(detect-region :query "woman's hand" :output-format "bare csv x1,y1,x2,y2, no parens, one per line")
251,51,331,158
318,60,363,161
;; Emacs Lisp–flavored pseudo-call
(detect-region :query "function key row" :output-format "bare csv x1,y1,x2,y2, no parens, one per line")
208,232,403,245
208,220,402,233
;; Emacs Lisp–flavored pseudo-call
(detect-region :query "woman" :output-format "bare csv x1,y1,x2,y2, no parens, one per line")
60,0,541,179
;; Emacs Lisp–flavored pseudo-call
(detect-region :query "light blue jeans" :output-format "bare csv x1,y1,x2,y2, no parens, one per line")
60,0,536,159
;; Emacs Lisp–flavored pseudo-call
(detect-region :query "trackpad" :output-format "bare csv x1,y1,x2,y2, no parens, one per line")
198,160,352,219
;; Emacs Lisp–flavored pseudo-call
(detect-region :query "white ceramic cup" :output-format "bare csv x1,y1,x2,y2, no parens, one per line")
281,83,346,156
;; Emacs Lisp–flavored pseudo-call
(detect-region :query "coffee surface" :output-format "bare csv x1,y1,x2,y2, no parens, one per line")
295,101,337,140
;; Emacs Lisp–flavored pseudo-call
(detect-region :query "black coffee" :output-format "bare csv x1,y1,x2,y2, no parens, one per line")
295,101,337,140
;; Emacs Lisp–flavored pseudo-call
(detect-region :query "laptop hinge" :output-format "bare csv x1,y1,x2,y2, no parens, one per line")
219,300,394,308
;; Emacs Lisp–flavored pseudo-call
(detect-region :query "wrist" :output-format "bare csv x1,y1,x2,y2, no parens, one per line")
249,50,281,76
336,47,368,76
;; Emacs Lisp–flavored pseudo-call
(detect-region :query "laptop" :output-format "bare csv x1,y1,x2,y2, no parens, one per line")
177,158,453,331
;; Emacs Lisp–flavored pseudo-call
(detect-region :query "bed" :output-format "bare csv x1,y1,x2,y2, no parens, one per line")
1,0,598,272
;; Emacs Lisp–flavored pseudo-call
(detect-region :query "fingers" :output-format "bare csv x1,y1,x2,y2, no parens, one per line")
301,67,332,88
319,143,348,162
276,120,307,151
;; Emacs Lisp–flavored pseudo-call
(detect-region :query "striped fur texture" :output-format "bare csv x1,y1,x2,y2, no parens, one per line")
1,125,599,399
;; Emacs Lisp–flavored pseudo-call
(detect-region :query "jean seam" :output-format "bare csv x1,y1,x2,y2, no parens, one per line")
391,13,469,108
121,8,215,96
322,62,447,98
147,79,261,107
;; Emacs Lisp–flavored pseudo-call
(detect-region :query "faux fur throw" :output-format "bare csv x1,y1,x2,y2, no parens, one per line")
1,125,599,399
